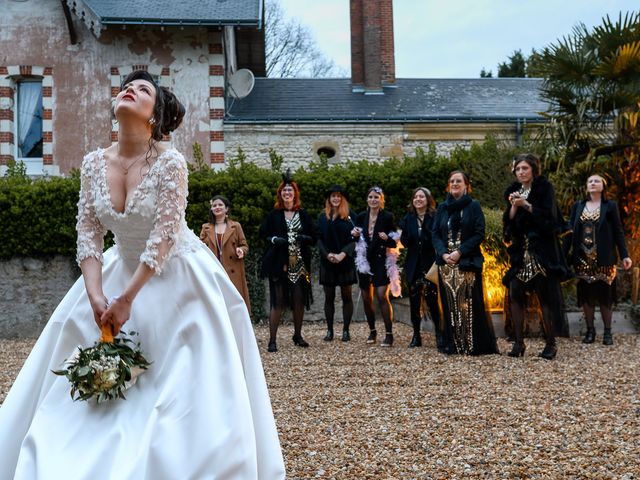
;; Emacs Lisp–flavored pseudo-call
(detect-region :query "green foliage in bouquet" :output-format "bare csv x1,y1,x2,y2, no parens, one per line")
52,331,151,404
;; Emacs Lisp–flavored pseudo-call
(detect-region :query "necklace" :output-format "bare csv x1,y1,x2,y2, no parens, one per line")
119,150,147,175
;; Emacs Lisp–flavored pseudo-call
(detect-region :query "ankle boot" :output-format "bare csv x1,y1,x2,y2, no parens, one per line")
341,330,351,342
582,327,596,344
603,328,613,345
366,329,377,344
538,343,557,360
267,341,278,353
323,329,334,341
409,333,422,348
381,332,393,347
292,334,309,347
508,341,526,357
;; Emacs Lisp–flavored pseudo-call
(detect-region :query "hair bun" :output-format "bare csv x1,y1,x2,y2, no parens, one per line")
159,87,185,135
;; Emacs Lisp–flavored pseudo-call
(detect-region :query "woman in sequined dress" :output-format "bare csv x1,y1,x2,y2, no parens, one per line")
432,171,498,356
260,173,316,352
563,174,632,345
503,154,570,360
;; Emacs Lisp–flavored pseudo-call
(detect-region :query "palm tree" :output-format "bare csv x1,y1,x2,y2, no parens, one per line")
535,12,640,238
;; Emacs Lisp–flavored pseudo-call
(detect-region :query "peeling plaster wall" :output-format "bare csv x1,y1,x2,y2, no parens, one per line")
0,0,214,172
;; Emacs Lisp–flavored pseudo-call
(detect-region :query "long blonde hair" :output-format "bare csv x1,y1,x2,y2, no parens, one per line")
324,194,350,220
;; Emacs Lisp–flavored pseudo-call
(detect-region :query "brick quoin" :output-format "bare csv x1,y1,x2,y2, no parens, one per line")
209,43,223,54
42,86,52,97
132,64,148,71
209,65,224,76
161,67,170,76
209,87,224,97
209,109,224,119
111,87,120,97
110,67,119,75
43,132,52,142
0,155,15,165
0,67,8,75
0,87,13,97
210,153,224,164
0,132,14,142
0,110,14,121
209,131,224,141
43,67,53,75
43,154,53,165
19,66,32,76
111,131,118,142
43,109,52,120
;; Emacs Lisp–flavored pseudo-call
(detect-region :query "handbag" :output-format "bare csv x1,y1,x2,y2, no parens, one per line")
425,262,439,285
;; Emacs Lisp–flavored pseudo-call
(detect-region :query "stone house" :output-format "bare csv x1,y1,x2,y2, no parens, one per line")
1,0,546,176
0,0,265,175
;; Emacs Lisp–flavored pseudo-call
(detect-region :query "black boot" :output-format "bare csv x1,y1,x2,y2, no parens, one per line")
323,329,334,341
366,329,377,344
267,341,278,353
508,342,526,357
603,328,613,346
381,332,393,347
538,342,557,360
409,333,422,348
582,327,596,344
341,330,350,342
292,334,309,347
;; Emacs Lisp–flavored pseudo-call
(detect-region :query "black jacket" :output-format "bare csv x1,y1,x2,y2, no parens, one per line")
354,209,396,268
432,196,485,272
563,199,629,267
317,211,357,271
259,209,316,278
502,176,570,284
400,212,436,284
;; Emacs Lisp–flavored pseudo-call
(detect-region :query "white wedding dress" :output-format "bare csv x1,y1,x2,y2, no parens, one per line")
0,149,285,480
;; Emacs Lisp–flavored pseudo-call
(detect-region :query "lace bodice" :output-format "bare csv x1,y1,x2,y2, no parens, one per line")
76,148,200,274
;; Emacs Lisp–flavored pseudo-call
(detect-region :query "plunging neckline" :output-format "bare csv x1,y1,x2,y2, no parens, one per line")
100,147,170,216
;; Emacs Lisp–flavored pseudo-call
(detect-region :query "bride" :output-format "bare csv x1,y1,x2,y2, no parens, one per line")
0,71,286,479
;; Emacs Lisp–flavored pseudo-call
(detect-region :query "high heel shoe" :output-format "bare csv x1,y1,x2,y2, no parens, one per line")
538,344,557,360
380,333,393,347
267,341,278,353
323,330,334,342
292,334,309,348
408,333,422,348
508,342,526,357
582,328,596,344
341,330,351,342
366,329,377,344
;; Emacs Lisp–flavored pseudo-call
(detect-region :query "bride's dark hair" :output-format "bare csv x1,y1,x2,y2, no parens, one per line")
120,70,185,141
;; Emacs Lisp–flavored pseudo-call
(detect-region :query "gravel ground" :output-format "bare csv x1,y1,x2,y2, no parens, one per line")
2,323,639,479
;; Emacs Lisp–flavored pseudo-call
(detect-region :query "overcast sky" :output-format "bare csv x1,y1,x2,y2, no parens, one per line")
277,0,639,78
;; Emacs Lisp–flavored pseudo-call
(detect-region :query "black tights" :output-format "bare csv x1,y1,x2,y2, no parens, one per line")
361,284,393,334
509,276,558,346
268,280,306,342
409,281,441,336
323,285,354,332
582,303,613,330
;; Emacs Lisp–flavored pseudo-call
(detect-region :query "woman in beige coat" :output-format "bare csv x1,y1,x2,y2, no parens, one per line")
200,195,251,314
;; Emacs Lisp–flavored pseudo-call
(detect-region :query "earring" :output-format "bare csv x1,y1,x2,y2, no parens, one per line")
149,117,156,126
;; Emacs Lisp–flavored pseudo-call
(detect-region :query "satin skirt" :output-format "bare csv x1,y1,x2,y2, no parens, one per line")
0,244,285,480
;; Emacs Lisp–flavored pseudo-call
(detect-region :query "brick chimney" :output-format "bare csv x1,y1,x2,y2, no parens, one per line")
350,0,395,94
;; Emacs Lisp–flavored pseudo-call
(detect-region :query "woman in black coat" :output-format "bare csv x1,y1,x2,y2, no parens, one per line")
351,186,397,347
432,171,498,356
400,187,443,349
259,173,315,352
317,185,357,342
563,174,632,345
503,154,570,360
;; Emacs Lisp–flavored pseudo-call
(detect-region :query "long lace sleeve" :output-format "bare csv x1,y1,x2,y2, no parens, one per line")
139,152,188,274
76,152,105,265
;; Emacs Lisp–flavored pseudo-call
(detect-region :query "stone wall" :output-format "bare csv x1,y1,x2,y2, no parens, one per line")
0,256,79,338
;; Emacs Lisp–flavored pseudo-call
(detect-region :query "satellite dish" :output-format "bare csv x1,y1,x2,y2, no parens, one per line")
228,69,255,99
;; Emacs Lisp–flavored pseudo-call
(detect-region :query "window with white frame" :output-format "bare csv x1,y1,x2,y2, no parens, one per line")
16,79,43,160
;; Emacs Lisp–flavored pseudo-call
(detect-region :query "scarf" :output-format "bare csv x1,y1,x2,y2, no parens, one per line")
444,193,472,239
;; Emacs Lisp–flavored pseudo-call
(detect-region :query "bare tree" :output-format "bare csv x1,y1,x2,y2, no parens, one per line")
265,0,346,78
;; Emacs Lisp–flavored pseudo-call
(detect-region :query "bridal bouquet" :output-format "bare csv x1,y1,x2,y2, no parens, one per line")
53,324,150,404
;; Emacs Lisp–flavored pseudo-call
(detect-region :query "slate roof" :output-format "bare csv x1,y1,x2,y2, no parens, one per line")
225,78,548,123
66,0,262,35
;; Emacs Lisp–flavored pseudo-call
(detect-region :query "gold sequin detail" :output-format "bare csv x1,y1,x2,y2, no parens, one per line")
286,212,309,284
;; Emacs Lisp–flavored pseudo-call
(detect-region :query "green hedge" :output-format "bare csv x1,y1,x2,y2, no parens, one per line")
1,139,524,320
